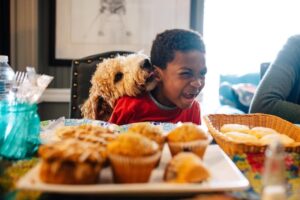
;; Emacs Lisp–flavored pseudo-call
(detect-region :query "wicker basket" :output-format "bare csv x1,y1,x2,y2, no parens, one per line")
203,113,300,155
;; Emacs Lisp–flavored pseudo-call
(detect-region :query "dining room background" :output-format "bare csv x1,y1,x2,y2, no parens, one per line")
6,0,300,120
7,0,203,120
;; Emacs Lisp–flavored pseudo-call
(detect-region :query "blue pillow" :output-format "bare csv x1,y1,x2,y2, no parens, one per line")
219,82,256,113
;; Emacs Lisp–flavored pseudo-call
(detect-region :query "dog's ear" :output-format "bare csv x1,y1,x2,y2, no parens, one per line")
141,58,153,70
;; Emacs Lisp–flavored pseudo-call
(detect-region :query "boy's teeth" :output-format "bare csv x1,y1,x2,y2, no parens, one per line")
184,93,194,98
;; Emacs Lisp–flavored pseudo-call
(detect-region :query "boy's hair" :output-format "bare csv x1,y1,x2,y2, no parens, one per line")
150,29,205,69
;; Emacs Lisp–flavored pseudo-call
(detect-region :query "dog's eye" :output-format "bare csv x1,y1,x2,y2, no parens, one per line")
114,72,123,83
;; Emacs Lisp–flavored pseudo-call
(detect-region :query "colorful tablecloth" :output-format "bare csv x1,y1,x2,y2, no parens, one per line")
231,152,300,200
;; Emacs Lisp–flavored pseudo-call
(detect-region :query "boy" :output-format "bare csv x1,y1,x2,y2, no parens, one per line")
109,29,207,125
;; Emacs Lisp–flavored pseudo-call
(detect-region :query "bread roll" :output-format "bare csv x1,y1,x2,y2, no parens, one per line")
260,134,294,146
250,127,278,138
225,131,259,144
220,124,250,134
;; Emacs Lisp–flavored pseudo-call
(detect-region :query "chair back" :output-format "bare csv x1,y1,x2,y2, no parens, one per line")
69,51,134,119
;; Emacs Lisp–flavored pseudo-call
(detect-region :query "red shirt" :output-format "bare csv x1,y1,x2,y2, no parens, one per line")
108,93,201,125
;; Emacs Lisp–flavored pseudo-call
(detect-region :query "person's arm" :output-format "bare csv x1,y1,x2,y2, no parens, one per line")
250,35,300,123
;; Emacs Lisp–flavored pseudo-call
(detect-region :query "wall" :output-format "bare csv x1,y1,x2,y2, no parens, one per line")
10,0,204,121
10,0,70,120
38,0,70,120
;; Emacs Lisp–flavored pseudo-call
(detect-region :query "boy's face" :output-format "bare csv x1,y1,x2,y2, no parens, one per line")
155,50,206,109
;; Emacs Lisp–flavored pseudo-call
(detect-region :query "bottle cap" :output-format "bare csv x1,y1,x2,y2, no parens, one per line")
0,55,8,63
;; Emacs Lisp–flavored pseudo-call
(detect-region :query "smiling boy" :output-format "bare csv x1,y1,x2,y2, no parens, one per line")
109,29,207,125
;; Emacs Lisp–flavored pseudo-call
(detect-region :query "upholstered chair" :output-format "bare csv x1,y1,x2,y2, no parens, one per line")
69,51,133,119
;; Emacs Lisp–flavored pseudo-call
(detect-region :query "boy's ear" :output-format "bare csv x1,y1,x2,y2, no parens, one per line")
153,66,162,81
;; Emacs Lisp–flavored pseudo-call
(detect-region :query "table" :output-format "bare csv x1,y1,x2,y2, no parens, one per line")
1,150,300,199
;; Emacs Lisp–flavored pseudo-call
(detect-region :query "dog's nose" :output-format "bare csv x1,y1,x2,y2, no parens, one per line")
140,59,153,70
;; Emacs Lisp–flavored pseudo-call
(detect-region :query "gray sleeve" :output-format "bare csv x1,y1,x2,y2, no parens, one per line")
249,35,300,123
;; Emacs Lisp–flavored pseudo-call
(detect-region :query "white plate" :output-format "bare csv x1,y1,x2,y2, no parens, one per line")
16,145,249,195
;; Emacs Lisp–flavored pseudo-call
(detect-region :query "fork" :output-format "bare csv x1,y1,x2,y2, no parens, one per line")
11,71,27,93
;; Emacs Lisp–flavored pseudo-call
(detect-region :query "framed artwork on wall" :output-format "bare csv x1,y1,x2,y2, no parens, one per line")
49,0,191,66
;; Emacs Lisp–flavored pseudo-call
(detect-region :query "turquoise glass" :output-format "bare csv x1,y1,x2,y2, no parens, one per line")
0,102,40,159
0,101,8,146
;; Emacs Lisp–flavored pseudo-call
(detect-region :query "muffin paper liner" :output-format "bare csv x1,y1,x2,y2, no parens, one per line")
108,151,161,183
168,136,212,159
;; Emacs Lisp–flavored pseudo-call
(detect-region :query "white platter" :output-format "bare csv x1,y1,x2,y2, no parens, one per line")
16,145,249,195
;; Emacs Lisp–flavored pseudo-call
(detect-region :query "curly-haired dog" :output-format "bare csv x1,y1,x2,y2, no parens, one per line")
81,53,157,120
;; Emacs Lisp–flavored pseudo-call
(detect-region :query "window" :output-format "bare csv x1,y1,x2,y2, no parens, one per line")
201,0,300,114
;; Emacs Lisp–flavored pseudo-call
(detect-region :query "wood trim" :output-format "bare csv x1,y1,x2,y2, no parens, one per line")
10,0,38,71
39,88,71,102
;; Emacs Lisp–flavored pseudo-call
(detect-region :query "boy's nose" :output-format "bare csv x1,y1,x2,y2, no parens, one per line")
190,78,203,88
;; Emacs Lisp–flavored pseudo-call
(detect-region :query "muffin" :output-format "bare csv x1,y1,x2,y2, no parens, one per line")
128,122,165,150
55,124,115,140
167,123,211,159
164,152,210,183
38,139,105,184
55,124,117,148
107,133,160,183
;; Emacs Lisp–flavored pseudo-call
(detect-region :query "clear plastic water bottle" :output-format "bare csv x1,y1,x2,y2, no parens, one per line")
262,139,287,200
0,55,15,101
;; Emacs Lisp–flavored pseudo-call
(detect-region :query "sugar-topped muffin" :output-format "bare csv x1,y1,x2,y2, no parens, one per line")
164,152,210,183
55,124,117,149
167,123,211,158
38,139,105,184
128,122,165,150
56,124,115,139
107,133,161,183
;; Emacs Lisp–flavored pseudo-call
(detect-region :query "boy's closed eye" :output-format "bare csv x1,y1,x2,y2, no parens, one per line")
179,68,207,79
179,69,193,78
